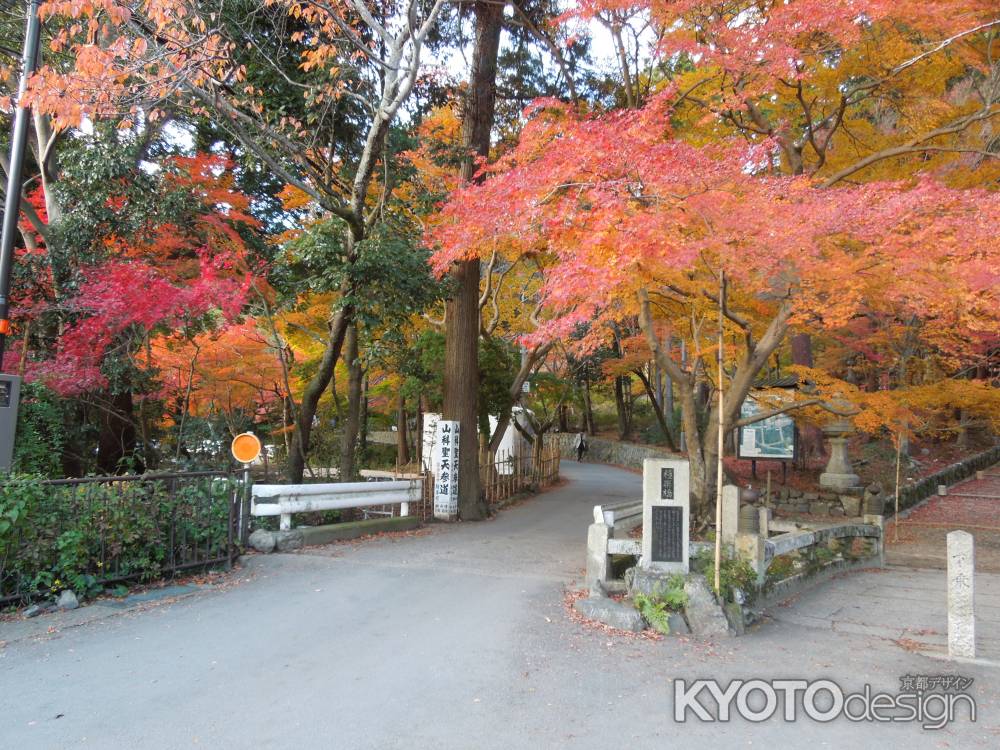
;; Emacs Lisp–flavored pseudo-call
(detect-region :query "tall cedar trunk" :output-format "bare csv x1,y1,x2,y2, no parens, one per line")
445,260,484,517
289,307,350,482
444,1,504,521
96,390,141,475
340,323,362,481
396,392,410,466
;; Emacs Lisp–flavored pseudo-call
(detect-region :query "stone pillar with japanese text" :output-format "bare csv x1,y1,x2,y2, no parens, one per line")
947,530,976,659
433,420,460,521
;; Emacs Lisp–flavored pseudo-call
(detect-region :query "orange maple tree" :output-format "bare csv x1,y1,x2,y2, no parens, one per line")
428,1,1000,513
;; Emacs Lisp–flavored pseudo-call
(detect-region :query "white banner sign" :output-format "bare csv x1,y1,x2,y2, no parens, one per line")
433,420,460,519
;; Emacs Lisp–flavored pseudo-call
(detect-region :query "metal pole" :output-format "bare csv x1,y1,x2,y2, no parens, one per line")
0,0,42,371
242,463,252,545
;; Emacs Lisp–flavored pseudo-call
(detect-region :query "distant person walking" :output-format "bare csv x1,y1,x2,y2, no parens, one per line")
575,432,588,462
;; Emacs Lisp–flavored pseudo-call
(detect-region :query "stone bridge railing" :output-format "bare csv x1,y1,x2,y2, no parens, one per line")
735,515,885,607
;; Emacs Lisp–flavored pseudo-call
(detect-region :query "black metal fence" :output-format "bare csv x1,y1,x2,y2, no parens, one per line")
0,470,247,606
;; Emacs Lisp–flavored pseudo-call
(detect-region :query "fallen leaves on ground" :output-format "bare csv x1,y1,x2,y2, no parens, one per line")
562,589,662,642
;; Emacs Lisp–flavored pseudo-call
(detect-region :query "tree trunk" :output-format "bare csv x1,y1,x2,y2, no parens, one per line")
614,374,632,440
359,372,369,454
638,290,793,520
634,367,678,451
96,390,141,475
288,307,350,482
790,333,813,368
416,395,425,469
582,379,595,434
445,260,485,518
396,392,410,466
443,0,504,521
282,396,293,457
340,322,362,481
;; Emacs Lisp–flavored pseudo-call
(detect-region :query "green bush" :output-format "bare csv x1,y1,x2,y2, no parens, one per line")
0,474,236,604
12,384,66,477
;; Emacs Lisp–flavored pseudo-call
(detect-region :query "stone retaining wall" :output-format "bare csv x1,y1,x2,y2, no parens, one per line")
554,433,679,469
772,485,882,518
895,443,1000,514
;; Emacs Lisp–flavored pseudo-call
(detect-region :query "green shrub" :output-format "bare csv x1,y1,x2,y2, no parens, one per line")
634,593,672,634
698,549,758,605
633,573,689,634
765,553,796,584
0,474,236,603
12,384,67,477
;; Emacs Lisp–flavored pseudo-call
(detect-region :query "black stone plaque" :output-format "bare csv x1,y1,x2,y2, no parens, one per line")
660,467,674,500
650,505,684,563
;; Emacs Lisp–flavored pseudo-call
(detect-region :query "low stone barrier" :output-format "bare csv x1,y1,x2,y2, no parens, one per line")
895,444,1000,514
249,515,420,553
735,516,885,608
555,433,678,469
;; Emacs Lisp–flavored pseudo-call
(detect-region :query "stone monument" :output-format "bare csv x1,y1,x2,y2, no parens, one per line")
641,457,690,574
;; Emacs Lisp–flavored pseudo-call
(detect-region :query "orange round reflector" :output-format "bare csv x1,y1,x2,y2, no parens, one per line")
231,432,262,464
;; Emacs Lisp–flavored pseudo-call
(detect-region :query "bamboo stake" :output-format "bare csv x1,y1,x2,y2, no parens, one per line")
894,429,902,543
713,270,725,597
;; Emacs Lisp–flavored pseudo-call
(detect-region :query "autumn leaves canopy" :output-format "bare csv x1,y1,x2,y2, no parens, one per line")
7,0,1000,482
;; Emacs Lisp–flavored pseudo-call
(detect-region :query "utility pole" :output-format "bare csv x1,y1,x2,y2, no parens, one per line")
0,0,42,469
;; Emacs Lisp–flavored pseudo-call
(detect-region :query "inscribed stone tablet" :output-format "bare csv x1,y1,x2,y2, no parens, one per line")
651,505,684,562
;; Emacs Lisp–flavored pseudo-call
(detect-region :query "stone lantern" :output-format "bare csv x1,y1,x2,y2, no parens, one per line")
819,418,861,490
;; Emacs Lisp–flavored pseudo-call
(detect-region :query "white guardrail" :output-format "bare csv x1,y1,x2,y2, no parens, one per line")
251,479,423,530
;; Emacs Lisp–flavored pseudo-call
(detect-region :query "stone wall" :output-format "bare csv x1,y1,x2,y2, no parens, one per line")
895,443,1000,514
772,485,880,519
554,433,679,469
770,443,1000,519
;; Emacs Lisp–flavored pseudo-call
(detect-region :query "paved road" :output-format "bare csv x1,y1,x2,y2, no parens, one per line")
2,461,998,749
